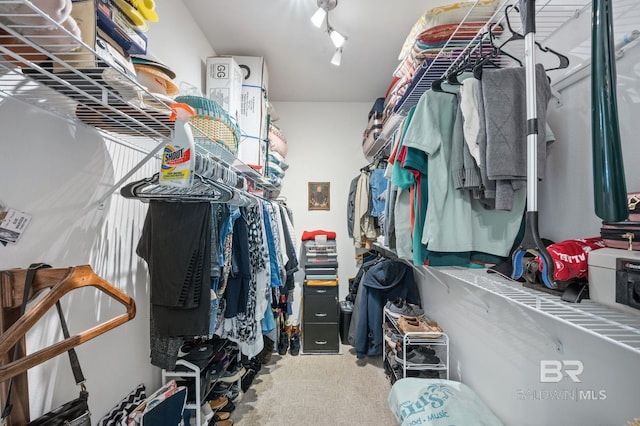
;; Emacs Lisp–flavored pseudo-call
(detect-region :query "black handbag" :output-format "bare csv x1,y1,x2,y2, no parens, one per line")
1,264,91,426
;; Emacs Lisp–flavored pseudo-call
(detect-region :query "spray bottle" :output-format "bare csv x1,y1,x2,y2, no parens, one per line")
160,103,196,188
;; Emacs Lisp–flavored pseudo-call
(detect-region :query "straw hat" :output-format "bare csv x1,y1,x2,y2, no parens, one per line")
134,63,179,96
131,54,176,79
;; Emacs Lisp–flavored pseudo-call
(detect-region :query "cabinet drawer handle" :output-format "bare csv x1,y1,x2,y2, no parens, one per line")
315,340,328,345
315,289,327,293
314,313,328,317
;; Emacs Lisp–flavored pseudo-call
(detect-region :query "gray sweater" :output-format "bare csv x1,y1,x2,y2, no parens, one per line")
480,64,551,210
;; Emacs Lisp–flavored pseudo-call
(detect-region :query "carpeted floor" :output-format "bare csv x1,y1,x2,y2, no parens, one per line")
231,346,398,426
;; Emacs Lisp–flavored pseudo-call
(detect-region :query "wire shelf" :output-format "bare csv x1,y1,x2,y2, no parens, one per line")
0,0,275,197
435,267,640,353
394,0,591,114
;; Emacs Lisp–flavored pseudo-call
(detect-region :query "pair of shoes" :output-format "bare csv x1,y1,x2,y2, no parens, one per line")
209,419,233,426
394,348,441,366
240,366,257,392
217,399,235,413
258,335,275,364
276,319,301,356
397,316,443,337
277,328,289,355
383,324,402,347
406,369,441,379
218,364,246,384
201,402,214,423
289,333,300,356
210,383,243,404
384,298,424,319
287,319,301,356
240,356,261,392
208,396,229,411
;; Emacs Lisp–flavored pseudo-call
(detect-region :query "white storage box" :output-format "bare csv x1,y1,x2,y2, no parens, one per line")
233,55,269,90
236,139,266,172
233,56,269,144
206,56,243,122
587,247,640,316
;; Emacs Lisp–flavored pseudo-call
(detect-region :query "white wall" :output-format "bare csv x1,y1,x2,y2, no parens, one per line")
0,0,216,420
273,101,370,314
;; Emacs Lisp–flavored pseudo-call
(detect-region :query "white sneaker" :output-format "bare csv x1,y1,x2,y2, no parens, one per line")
200,402,213,425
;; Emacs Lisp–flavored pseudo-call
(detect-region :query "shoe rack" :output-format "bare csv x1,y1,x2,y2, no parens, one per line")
161,342,240,426
383,310,449,383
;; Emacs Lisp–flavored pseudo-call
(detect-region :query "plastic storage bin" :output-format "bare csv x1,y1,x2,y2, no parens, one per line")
339,300,353,345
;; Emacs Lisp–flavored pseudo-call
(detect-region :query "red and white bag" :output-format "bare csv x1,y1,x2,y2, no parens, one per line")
535,237,607,282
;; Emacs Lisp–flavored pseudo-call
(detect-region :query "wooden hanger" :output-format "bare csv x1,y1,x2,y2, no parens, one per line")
0,265,136,382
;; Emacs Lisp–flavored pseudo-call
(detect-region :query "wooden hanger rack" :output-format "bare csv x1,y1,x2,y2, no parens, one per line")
0,265,136,382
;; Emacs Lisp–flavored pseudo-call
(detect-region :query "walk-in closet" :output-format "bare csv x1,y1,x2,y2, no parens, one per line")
1,0,639,425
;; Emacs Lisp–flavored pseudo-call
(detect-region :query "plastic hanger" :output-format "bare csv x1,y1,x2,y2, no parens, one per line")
120,173,236,203
431,76,457,95
0,265,136,382
472,25,523,79
500,5,569,71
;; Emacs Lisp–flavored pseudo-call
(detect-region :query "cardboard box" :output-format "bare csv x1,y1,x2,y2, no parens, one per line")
236,138,267,172
206,56,243,122
233,56,269,91
233,56,269,144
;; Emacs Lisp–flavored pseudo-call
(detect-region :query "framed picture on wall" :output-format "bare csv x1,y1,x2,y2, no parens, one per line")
308,182,330,210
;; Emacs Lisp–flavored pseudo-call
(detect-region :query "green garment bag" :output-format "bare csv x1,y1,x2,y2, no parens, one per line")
591,0,628,222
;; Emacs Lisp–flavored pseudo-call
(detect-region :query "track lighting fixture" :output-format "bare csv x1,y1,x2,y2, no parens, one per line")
310,0,346,65
331,48,342,66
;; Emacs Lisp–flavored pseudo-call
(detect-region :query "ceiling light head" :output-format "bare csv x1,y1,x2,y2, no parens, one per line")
329,29,345,48
310,8,326,27
331,48,342,66
311,0,337,27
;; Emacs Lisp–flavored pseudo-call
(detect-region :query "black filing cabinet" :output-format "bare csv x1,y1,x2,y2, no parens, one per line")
303,283,340,353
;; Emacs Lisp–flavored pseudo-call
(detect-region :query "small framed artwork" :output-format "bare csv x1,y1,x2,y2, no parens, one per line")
308,182,330,210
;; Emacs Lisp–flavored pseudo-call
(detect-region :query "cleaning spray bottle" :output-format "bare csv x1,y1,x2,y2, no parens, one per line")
160,103,196,188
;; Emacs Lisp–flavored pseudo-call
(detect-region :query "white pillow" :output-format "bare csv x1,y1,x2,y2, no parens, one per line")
388,378,504,426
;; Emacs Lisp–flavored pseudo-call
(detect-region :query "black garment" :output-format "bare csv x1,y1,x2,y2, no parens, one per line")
279,204,299,275
354,259,420,358
224,213,251,318
346,175,360,239
347,255,385,303
210,204,228,279
137,201,211,340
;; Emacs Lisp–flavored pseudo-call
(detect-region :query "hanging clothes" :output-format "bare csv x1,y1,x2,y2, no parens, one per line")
137,201,212,369
353,169,379,249
401,87,525,258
